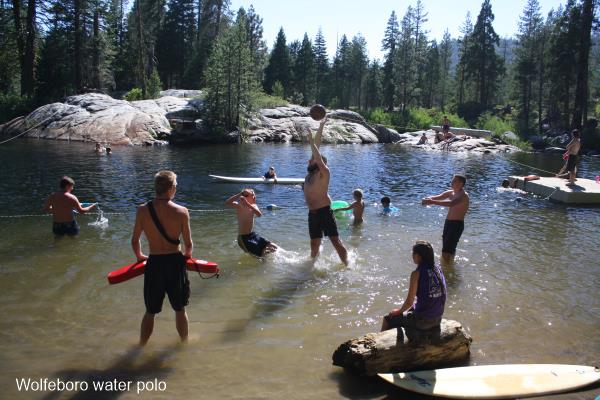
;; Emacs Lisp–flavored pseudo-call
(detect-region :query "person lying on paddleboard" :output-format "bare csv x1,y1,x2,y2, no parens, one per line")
131,170,193,345
226,188,277,258
43,176,96,236
336,189,365,225
263,166,278,182
381,240,446,339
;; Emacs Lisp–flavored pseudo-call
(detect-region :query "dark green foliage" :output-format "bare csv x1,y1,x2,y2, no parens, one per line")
263,28,291,95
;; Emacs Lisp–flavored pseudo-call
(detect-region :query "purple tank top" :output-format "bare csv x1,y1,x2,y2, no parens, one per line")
413,263,446,318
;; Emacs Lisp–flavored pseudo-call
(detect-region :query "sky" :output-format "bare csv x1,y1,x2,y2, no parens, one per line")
229,0,567,60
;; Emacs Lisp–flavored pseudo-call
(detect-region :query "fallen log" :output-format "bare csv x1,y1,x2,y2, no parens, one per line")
332,319,472,376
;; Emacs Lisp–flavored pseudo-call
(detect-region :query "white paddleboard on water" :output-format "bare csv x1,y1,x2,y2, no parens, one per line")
378,364,600,399
209,175,304,184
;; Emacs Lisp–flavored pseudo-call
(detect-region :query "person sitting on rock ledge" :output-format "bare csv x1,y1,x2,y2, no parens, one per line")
417,132,428,145
381,240,446,338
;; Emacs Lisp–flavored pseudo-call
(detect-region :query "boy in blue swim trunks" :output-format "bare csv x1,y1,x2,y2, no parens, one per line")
226,189,278,257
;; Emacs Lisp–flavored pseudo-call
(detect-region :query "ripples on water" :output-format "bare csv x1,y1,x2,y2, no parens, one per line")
0,139,599,399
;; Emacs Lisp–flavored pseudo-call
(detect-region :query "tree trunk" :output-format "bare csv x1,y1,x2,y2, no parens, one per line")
22,0,35,97
570,0,594,129
332,319,472,376
74,0,82,92
92,7,100,89
11,0,25,95
135,0,146,97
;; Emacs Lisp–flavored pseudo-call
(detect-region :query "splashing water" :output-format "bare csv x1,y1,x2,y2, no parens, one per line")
88,205,108,229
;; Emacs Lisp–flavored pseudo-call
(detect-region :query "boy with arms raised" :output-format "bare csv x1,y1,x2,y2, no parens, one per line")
226,188,278,257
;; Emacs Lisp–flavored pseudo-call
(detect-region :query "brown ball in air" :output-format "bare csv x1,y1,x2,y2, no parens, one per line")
309,104,326,121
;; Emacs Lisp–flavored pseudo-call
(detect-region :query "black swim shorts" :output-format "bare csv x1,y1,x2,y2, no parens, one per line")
442,219,464,254
238,232,270,257
384,310,442,331
144,253,190,314
566,154,578,172
52,220,80,236
308,205,339,239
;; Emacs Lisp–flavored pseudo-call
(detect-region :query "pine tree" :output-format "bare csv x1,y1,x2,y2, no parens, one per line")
292,33,316,105
263,27,291,95
456,12,473,105
514,0,543,135
205,13,255,129
364,60,383,110
246,5,267,83
438,29,452,112
381,10,399,110
394,6,415,110
571,0,595,129
313,27,329,104
331,34,351,108
423,40,440,108
464,0,504,108
157,0,196,88
349,34,368,108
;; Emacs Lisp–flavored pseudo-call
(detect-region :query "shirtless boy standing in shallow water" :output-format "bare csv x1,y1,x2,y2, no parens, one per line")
131,170,193,345
226,188,277,257
422,174,470,263
304,118,349,265
43,176,96,236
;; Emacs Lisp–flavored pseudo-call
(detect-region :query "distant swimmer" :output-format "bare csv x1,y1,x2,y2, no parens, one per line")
304,117,348,265
336,189,366,225
94,143,105,153
131,170,193,345
555,129,581,186
422,174,470,263
263,166,278,182
381,196,398,214
381,240,446,338
43,176,96,236
226,188,277,257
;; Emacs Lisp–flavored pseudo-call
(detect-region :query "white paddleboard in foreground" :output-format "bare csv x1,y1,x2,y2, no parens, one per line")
209,175,304,184
378,364,600,399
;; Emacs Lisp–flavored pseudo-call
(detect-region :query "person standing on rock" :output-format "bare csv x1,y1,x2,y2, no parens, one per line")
131,170,193,345
304,118,349,265
556,129,581,185
421,174,469,263
43,176,96,236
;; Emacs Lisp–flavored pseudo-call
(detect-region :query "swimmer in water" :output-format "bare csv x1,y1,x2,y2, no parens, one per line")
226,188,278,257
43,176,96,236
336,189,365,225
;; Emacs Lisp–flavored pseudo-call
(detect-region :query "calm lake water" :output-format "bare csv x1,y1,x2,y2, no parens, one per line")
0,139,599,400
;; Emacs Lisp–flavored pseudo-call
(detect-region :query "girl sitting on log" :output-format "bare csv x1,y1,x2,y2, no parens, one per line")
381,240,446,334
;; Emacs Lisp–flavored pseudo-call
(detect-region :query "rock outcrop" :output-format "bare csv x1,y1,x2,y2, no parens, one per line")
0,92,203,145
242,106,402,144
393,129,519,154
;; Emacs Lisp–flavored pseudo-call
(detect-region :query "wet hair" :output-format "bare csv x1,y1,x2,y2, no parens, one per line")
381,196,390,205
453,174,466,187
242,188,255,197
269,166,275,170
59,176,74,189
412,240,435,267
572,129,580,137
502,179,509,188
154,170,177,195
353,189,363,199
